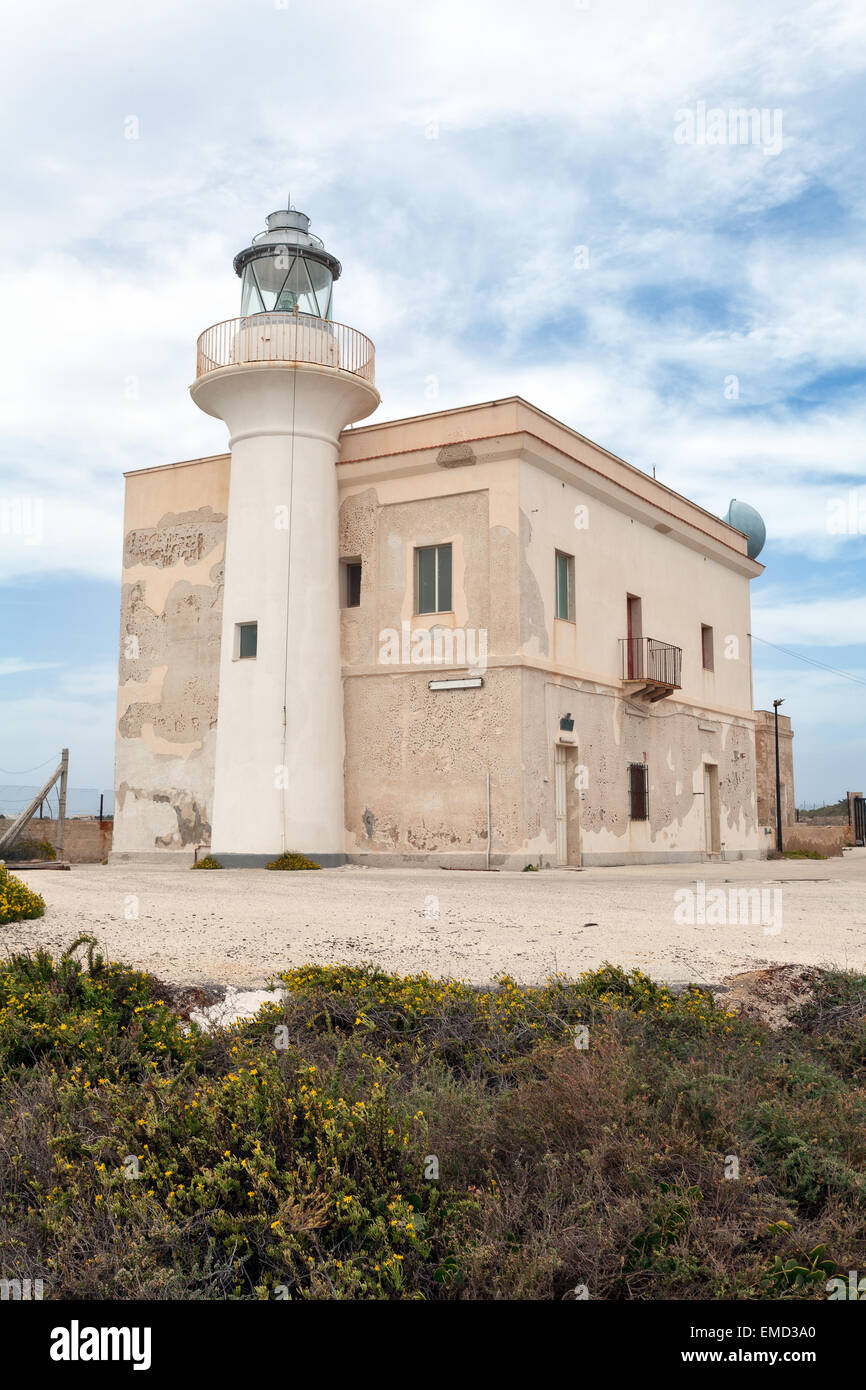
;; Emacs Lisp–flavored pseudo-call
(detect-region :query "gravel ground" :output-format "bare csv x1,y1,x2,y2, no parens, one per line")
5,851,866,991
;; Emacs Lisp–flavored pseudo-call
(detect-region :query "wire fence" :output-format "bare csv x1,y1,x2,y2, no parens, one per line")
0,786,114,820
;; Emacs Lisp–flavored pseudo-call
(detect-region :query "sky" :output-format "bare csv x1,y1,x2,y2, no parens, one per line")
0,0,864,808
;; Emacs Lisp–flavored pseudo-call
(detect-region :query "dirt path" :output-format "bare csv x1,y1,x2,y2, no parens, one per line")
5,852,866,989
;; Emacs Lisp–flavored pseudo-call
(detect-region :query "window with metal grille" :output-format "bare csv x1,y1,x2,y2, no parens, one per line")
555,550,575,621
628,762,648,820
415,544,452,614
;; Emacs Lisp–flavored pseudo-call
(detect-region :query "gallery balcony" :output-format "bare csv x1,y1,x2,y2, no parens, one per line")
620,636,682,702
195,312,376,388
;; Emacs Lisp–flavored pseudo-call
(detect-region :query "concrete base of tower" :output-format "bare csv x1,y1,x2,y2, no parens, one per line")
212,851,347,868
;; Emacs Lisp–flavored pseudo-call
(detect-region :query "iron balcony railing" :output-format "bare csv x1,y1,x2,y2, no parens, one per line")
620,636,682,689
195,312,376,386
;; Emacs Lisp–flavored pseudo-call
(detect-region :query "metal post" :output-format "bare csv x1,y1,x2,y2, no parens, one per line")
56,748,69,863
485,772,491,871
99,792,104,821
773,701,784,854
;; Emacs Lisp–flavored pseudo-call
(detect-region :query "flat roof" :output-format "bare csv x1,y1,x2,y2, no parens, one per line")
125,394,758,565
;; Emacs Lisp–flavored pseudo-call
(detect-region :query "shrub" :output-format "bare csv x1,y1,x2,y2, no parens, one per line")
0,936,193,1082
759,1225,837,1296
266,852,321,871
0,865,46,924
1,950,865,1300
4,837,56,863
191,856,223,870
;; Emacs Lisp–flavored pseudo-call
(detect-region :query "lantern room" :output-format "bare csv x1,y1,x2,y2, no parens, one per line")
233,206,341,319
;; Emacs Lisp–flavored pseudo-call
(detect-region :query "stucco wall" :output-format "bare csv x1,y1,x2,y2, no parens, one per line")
754,709,795,830
340,469,525,864
512,456,761,863
343,667,523,863
521,671,760,864
517,461,754,710
113,398,764,867
784,823,853,857
112,455,228,861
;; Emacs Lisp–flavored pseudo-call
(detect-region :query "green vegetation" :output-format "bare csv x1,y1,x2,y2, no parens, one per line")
1,947,865,1299
0,865,46,925
796,799,847,821
191,856,224,870
783,850,827,860
266,852,321,871
4,837,56,863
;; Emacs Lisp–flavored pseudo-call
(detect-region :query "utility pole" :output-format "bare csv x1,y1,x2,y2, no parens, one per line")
773,700,784,854
56,748,69,863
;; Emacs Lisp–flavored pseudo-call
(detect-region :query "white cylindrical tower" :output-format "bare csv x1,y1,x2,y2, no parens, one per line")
190,206,379,864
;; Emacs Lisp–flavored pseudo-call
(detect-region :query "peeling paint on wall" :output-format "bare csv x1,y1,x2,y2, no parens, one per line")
521,671,759,863
124,507,227,572
344,669,522,859
113,464,229,859
436,442,476,468
152,793,211,847
115,408,761,867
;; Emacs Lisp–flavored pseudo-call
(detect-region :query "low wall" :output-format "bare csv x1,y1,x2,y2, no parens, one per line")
4,818,114,864
782,823,854,857
796,815,848,826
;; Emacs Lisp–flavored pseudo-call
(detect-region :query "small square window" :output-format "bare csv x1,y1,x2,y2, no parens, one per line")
628,762,648,820
415,544,452,614
701,624,714,671
341,559,362,608
555,551,575,622
236,621,257,660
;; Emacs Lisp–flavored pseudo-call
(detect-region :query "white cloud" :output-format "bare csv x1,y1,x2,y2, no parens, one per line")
1,1,863,578
1,0,865,800
752,595,866,646
0,658,61,677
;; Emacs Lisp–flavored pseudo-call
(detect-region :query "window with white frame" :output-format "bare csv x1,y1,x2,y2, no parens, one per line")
555,550,575,622
415,543,452,614
235,621,258,660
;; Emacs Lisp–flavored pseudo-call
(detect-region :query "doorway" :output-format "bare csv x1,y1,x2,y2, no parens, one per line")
626,594,643,678
703,763,721,856
554,743,582,866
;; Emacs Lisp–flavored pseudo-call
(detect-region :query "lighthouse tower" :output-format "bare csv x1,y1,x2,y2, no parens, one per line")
190,205,379,864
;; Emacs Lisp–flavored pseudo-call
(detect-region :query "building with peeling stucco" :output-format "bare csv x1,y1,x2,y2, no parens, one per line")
113,205,766,868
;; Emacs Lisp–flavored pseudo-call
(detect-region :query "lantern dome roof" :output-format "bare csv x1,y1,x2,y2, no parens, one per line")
233,206,342,282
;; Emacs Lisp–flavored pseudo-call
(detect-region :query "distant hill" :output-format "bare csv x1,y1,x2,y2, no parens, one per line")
797,798,848,821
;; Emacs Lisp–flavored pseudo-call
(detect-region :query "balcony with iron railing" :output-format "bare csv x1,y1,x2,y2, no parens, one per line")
195,312,376,386
620,636,682,702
